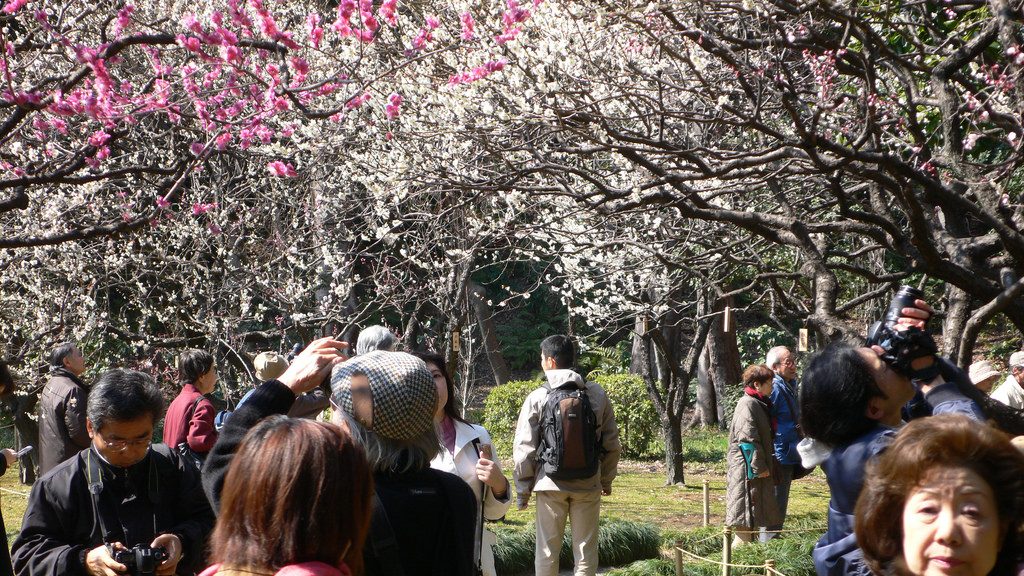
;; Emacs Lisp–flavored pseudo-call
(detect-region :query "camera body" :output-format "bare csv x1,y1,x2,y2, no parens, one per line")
111,545,168,576
865,285,937,379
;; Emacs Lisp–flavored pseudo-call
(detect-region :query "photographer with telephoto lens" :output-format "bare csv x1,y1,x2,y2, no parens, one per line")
800,286,993,576
12,369,215,576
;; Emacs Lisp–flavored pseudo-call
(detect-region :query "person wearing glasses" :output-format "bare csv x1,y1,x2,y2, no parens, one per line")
765,345,801,538
12,369,215,576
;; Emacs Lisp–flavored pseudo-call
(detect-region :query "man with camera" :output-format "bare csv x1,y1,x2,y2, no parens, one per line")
12,369,215,576
800,288,986,576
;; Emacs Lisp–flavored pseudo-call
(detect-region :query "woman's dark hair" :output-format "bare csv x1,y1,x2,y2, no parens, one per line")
855,415,1024,576
211,416,373,574
86,369,165,431
410,351,468,425
178,349,214,385
800,342,886,447
742,364,774,387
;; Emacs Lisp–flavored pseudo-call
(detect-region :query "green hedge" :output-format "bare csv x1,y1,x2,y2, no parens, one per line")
482,374,662,461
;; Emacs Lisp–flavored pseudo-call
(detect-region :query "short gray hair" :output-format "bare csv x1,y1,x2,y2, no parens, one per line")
49,342,78,368
765,346,791,369
336,411,438,474
356,325,398,356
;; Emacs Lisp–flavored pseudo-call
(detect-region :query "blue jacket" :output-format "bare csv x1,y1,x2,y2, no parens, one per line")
769,375,801,465
813,425,895,576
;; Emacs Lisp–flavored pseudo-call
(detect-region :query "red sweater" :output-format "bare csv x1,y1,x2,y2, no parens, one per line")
163,383,219,454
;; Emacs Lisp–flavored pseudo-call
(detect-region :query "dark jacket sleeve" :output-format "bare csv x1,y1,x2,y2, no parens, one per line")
162,447,215,571
65,386,91,450
186,398,219,454
11,473,89,576
287,388,329,419
202,380,296,512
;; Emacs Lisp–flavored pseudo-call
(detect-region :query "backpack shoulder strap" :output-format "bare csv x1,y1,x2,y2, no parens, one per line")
369,493,406,576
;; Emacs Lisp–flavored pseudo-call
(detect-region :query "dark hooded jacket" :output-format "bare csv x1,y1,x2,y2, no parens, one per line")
39,368,90,476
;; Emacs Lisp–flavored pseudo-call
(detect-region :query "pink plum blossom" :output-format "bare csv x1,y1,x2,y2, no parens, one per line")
307,13,324,48
1,0,28,15
385,92,402,119
380,0,398,27
156,196,171,209
191,202,218,216
964,133,981,151
88,130,111,147
346,91,371,109
460,12,475,40
190,142,206,156
448,58,506,85
215,132,232,150
267,160,297,177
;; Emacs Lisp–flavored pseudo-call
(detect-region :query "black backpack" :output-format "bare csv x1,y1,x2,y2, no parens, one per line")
538,381,600,480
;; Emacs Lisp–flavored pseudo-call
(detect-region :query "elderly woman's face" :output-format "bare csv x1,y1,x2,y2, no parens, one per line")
901,466,1001,576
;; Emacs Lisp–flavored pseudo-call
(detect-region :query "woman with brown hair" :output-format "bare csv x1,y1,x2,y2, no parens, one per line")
725,364,782,545
855,414,1024,576
200,416,373,576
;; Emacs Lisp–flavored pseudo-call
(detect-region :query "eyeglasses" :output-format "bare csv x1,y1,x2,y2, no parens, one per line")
104,438,152,452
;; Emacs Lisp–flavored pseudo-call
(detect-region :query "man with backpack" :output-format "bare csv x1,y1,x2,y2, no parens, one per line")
513,335,621,576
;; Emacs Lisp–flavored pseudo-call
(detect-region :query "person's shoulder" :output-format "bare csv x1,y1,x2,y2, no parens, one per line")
428,468,476,502
456,420,489,441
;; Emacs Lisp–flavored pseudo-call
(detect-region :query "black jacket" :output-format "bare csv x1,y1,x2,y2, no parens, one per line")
12,445,215,576
204,380,477,576
38,368,90,476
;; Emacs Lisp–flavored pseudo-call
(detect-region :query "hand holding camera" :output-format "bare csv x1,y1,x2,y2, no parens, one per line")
278,337,350,395
865,286,940,381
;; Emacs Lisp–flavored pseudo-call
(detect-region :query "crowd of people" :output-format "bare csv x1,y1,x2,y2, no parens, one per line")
3,289,1024,576
0,329,621,576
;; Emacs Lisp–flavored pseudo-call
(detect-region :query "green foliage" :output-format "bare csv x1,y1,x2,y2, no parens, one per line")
579,338,630,378
595,374,662,459
482,379,540,460
606,559,676,576
737,325,791,368
682,427,728,465
493,519,661,576
482,374,664,461
665,517,821,576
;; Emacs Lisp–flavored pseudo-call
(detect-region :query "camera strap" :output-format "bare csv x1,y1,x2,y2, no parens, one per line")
86,448,160,545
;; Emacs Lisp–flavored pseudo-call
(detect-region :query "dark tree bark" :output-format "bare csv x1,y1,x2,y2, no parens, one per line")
469,281,512,386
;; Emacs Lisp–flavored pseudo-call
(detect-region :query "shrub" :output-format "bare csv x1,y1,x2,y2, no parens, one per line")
494,519,661,576
482,374,664,461
482,379,540,460
593,374,662,459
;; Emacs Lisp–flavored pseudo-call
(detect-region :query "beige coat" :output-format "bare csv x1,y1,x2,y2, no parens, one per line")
513,370,622,495
725,394,781,530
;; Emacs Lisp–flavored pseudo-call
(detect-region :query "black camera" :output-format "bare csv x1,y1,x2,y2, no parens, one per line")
112,545,168,576
865,285,938,379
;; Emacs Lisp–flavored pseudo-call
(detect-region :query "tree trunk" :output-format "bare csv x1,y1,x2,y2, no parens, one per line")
4,389,38,484
468,281,512,386
942,284,971,363
630,316,646,375
662,411,685,485
690,347,716,428
706,297,742,425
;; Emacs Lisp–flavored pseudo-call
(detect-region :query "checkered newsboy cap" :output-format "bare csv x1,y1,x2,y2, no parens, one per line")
330,351,437,441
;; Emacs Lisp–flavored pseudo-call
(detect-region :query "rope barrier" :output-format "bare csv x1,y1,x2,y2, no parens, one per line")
672,523,826,576
0,487,28,498
675,548,769,570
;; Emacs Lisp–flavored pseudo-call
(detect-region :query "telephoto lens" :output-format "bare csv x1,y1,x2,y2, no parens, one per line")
881,285,923,327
